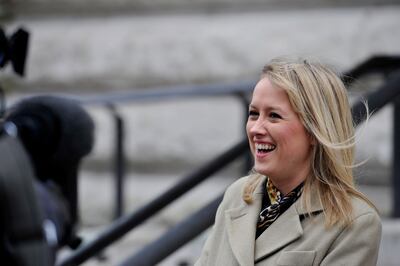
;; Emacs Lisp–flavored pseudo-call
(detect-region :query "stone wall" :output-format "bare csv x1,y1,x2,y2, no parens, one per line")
2,6,400,92
5,0,400,17
1,3,399,181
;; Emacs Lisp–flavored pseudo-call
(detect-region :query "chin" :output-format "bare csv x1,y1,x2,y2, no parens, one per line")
253,165,270,176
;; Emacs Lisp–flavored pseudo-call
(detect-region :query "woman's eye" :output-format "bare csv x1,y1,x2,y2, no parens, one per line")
269,112,282,119
248,110,259,118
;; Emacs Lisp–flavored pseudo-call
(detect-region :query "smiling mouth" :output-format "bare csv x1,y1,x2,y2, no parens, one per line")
255,143,276,154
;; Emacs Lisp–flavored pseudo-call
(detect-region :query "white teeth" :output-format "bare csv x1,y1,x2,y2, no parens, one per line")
256,143,276,151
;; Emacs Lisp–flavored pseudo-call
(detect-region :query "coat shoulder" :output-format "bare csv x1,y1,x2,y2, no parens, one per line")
218,174,266,214
222,175,250,203
350,195,381,224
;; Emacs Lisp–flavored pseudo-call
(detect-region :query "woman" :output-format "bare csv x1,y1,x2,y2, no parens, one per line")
195,57,382,265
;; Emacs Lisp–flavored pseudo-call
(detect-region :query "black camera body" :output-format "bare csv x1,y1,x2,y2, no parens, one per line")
0,134,52,266
0,27,29,76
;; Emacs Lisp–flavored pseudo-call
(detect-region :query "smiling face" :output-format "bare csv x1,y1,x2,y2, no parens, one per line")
246,77,314,194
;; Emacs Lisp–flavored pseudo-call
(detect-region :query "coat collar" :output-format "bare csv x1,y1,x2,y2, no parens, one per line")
224,176,264,266
224,175,324,265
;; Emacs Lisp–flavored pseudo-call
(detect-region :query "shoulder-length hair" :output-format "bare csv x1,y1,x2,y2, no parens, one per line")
243,57,375,227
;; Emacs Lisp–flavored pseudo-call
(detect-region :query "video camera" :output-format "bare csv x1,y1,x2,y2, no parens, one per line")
0,96,94,266
0,25,94,265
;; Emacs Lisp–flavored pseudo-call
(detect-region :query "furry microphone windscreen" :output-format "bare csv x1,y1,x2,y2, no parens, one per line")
5,96,95,226
5,95,94,180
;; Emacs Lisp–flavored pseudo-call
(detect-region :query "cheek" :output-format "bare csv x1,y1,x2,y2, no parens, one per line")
246,121,252,137
277,124,310,148
246,123,254,149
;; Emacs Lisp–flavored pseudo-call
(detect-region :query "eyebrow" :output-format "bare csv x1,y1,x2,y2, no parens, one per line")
249,104,284,113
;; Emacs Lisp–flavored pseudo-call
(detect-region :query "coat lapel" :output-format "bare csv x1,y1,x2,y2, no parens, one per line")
224,176,324,265
254,183,324,262
254,202,303,262
224,176,265,266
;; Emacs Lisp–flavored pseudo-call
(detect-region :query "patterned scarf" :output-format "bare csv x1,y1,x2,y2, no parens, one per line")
256,178,303,239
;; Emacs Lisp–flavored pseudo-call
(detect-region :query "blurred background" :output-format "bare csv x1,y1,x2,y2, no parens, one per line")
1,0,400,265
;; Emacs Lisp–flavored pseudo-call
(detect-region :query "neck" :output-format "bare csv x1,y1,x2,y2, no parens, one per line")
269,175,307,195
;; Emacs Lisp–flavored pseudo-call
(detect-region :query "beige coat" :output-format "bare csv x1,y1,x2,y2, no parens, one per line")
195,175,382,266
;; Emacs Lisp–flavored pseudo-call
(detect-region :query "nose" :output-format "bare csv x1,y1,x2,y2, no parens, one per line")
248,118,268,136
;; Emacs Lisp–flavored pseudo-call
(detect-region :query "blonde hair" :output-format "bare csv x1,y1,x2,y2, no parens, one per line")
243,57,375,227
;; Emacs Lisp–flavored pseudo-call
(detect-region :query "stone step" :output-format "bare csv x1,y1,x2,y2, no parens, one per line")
77,173,393,226
57,218,400,266
7,90,394,187
80,93,392,184
61,172,396,265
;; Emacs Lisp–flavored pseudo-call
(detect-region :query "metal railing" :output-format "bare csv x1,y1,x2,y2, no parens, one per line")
56,55,400,266
58,140,248,266
60,80,256,221
120,70,400,266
